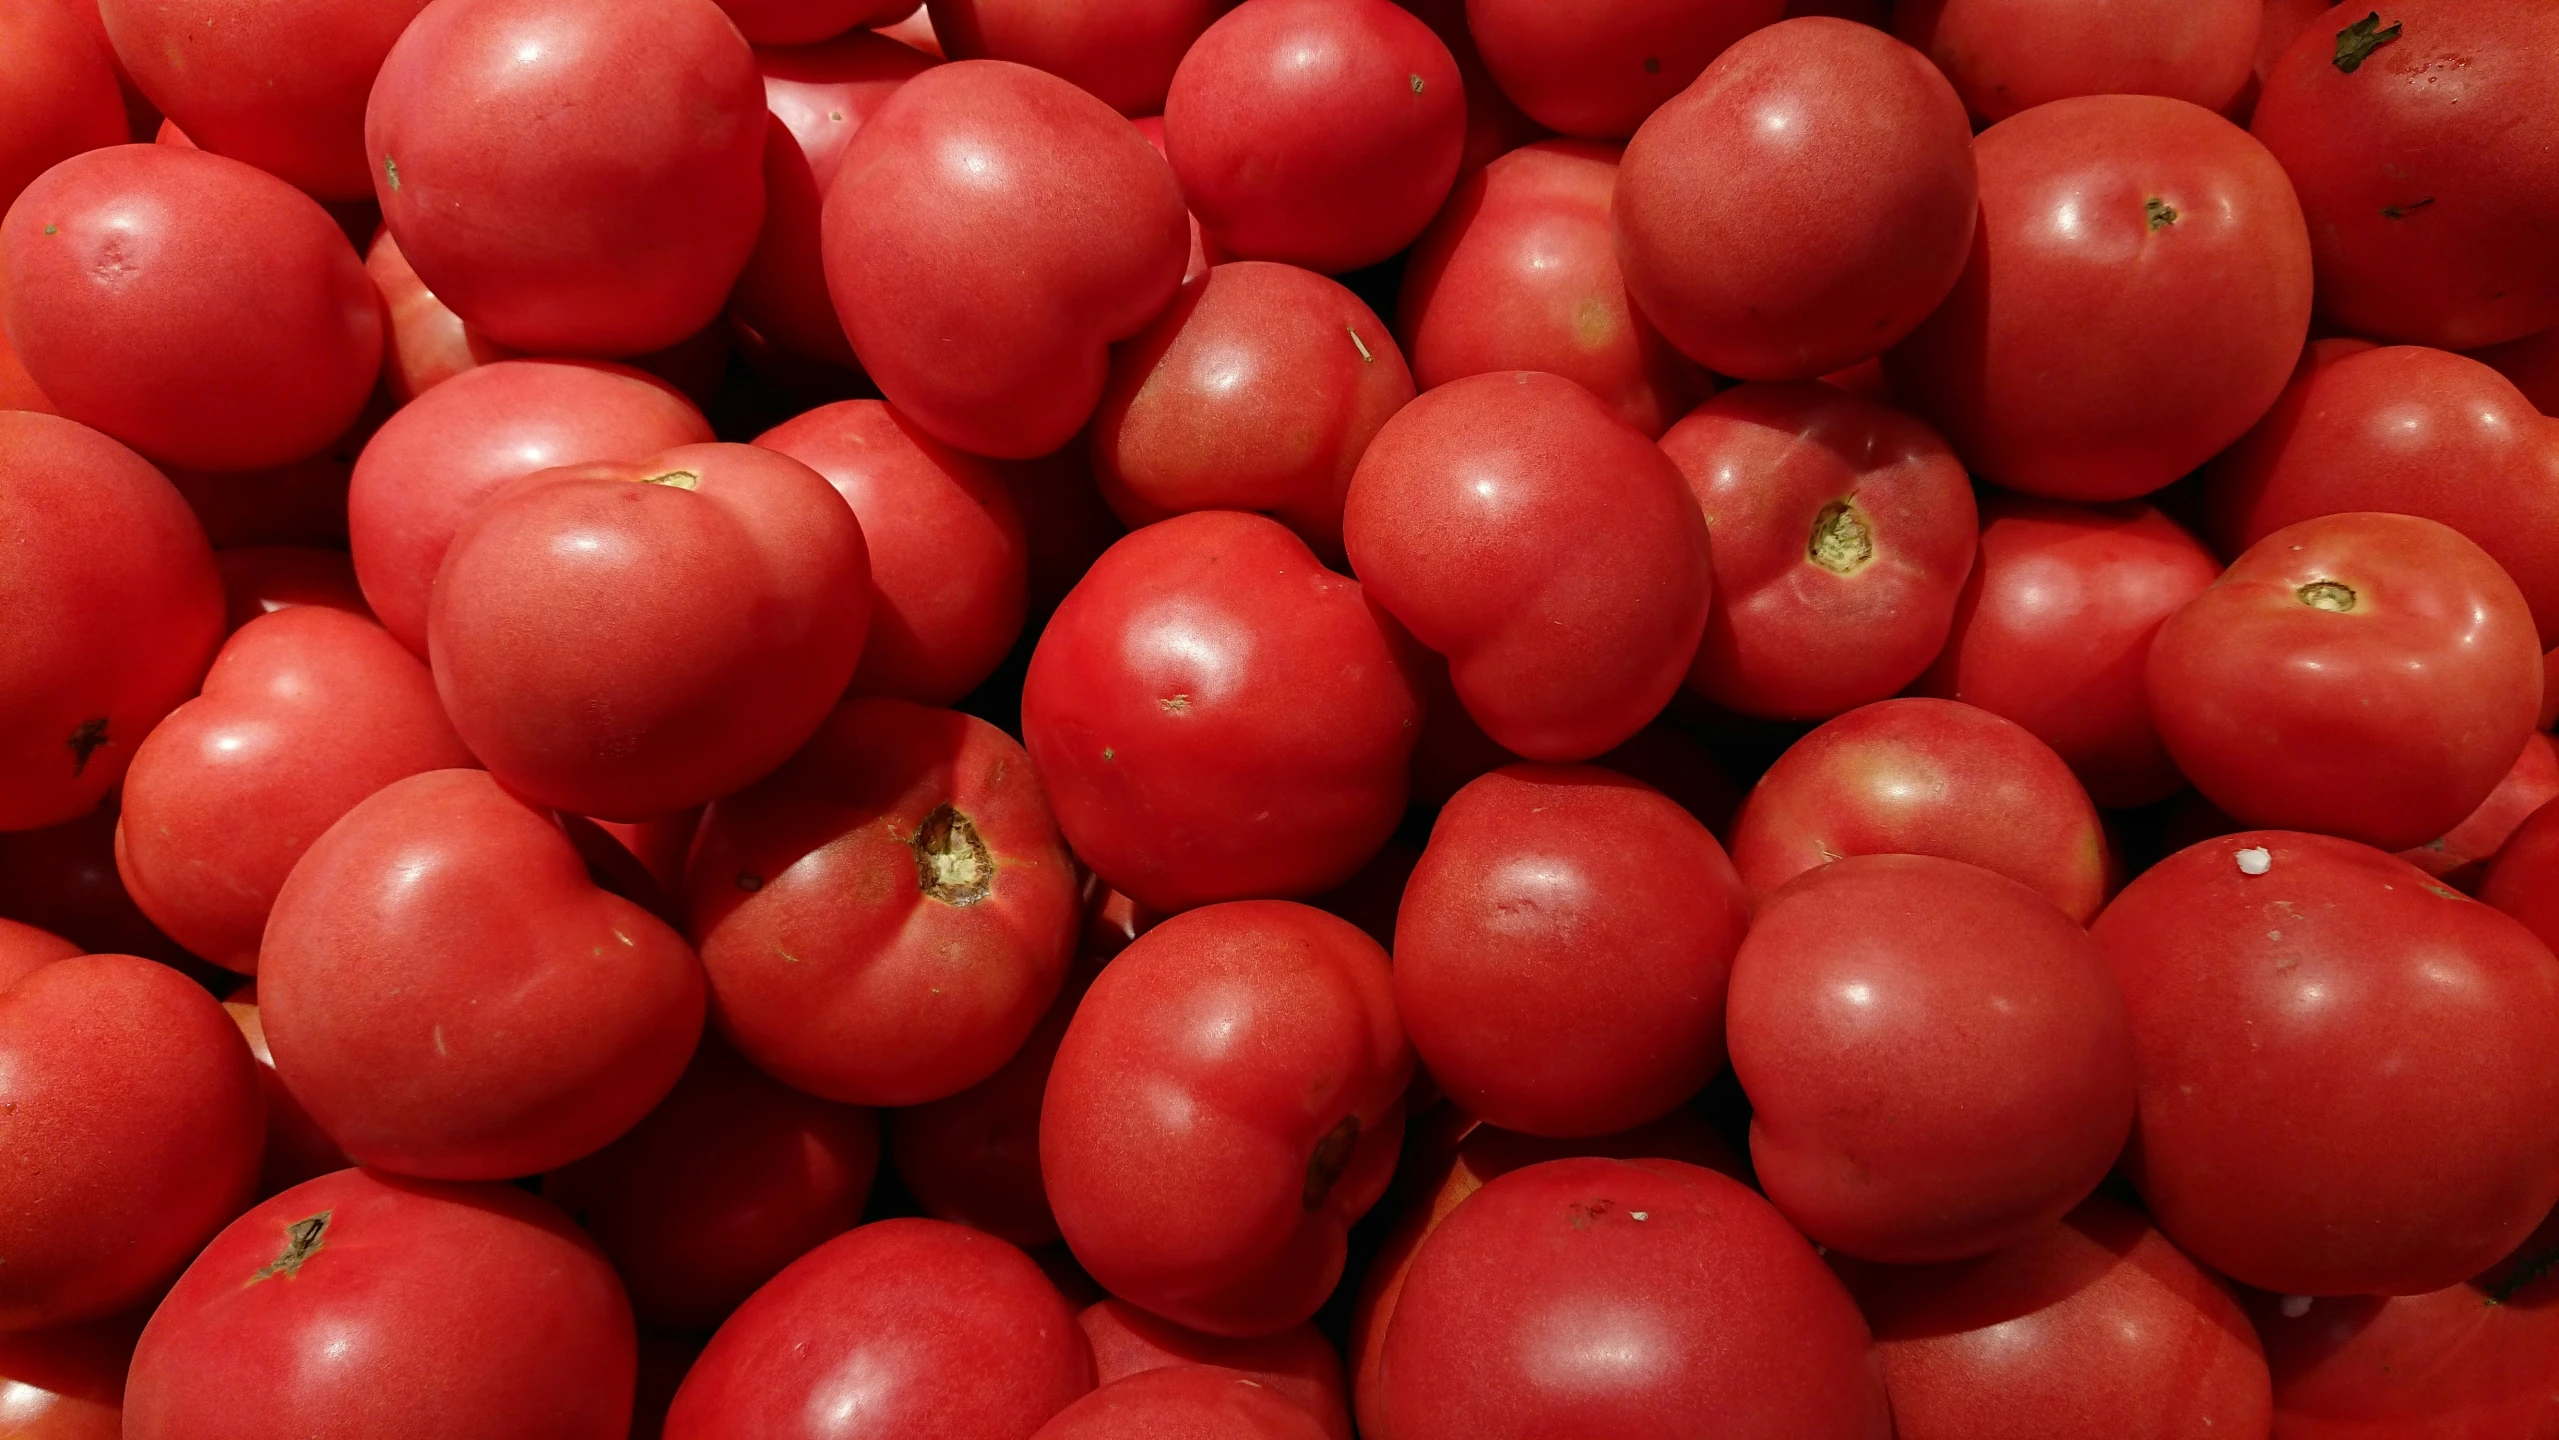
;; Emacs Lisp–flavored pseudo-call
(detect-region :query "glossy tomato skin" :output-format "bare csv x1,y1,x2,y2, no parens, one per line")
1042,902,1410,1337
0,1312,142,1440
1616,17,1977,380
825,60,1187,458
260,769,706,1179
367,0,766,355
115,607,473,973
219,986,353,1197
2251,0,2559,350
1092,261,1413,560
364,227,515,401
1022,511,1419,913
0,953,263,1329
1731,698,2111,922
1464,0,1781,139
2094,830,2559,1295
1377,1157,1891,1440
1918,493,2223,808
1397,139,1701,439
1398,0,1546,182
0,0,124,216
721,0,910,45
2148,512,2543,852
0,145,381,472
0,412,223,831
1886,95,2311,501
1395,765,1752,1138
928,0,1229,114
689,698,1078,1105
2402,732,2559,886
665,1218,1093,1440
1078,1302,1350,1440
1164,0,1463,274
126,1170,636,1440
1837,1196,2273,1440
213,545,369,631
2483,798,2559,957
1893,0,2259,123
1030,1364,1332,1440
1345,370,1712,761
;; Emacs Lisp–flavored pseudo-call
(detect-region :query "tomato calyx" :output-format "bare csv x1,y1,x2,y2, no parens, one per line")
2145,198,2179,230
64,717,108,774
910,802,994,906
249,1210,332,1282
1301,1115,1362,1211
2332,12,2403,73
2487,1242,2559,1305
2296,580,2358,613
1807,501,1875,575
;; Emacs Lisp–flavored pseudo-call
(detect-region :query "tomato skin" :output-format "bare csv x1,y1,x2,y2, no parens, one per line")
2482,798,2559,958
1030,1364,1333,1440
2472,323,2559,418
1918,493,2223,808
1078,1302,1351,1440
722,0,911,46
1893,0,2260,124
665,1217,1093,1440
1397,0,1547,183
1397,139,1703,439
0,799,199,970
1887,95,2311,501
0,0,124,216
1042,901,1410,1337
2148,512,2543,852
1463,0,1783,140
1616,17,1977,381
1164,0,1464,274
363,227,515,402
2094,830,2559,1295
0,918,78,987
1345,370,1712,762
0,1312,141,1440
1837,1196,2273,1440
213,545,368,632
2251,0,2559,350
2401,733,2559,887
1092,261,1413,561
928,0,1230,115
126,1170,637,1440
219,987,352,1198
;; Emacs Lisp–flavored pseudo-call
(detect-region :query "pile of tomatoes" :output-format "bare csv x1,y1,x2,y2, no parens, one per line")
4,0,2559,1434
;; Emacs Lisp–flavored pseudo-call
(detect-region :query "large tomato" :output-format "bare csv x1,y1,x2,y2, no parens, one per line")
0,0,123,216
0,1312,141,1439
1079,1301,1350,1440
1893,0,2260,123
0,798,196,967
1031,1365,1329,1440
927,0,1230,114
1463,0,1781,139
2482,797,2559,955
2401,732,2559,886
220,985,352,1197
0,917,76,984
2474,322,2559,418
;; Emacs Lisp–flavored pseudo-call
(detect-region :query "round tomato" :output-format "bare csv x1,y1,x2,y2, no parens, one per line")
0,797,196,967
720,0,910,45
0,0,123,216
1893,0,2259,123
1463,0,1781,139
928,0,1228,114
363,228,515,401
0,1312,141,1440
2401,732,2559,886
1032,1365,1332,1440
219,985,352,1198
1079,1301,1350,1440
0,917,76,986
2482,797,2559,955
2472,321,2559,418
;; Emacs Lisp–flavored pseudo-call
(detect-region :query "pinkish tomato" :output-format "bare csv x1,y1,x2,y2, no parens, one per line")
1031,1365,1331,1440
1463,0,1783,139
927,0,1230,114
0,0,124,215
1078,1301,1350,1440
2483,797,2559,955
1893,0,2260,123
220,984,352,1197
0,917,77,986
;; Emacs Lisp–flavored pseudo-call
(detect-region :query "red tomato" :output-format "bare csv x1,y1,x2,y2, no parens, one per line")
1660,382,1976,718
928,0,1230,115
1042,901,1410,1336
1730,854,2136,1262
347,358,712,656
1838,1196,2273,1439
756,400,1031,703
2482,798,2559,956
0,0,123,215
0,1312,141,1440
2148,512,2543,852
212,545,368,632
665,1217,1093,1439
1078,1301,1350,1440
1918,493,2224,808
126,1170,636,1440
1345,370,1712,761
689,698,1078,1105
0,280,53,415
1376,1156,1890,1440
1126,114,1215,283
1164,0,1463,273
1886,95,2312,501
1463,0,1783,139
1092,261,1412,559
1030,1365,1332,1440
219,985,351,1197
2251,0,2559,349
1731,698,2111,923
2472,322,2559,418
721,0,912,45
1894,0,2260,123
0,145,381,472
2094,830,2559,1295
824,60,1187,459
0,953,262,1328
1394,0,1546,181
890,955,1096,1247
0,798,196,968
2401,733,2559,886
1395,764,1751,1138
260,769,706,1178
1616,17,1977,380
0,917,77,986
995,440,1129,617
1397,139,1703,439
430,443,871,821
1022,510,1419,912
363,227,514,401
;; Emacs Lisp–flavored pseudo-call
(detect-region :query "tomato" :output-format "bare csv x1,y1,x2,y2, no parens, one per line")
1404,645,1741,820
1126,115,1215,283
0,953,262,1329
665,1217,1092,1439
2250,0,2559,350
0,917,77,986
890,959,1093,1248
2482,798,2559,956
2473,323,2559,418
1463,0,1782,139
824,61,1186,459
1030,1365,1332,1440
995,440,1129,618
2094,830,2559,1295
1837,1196,2273,1439
2148,512,2543,852
219,985,351,1197
260,769,705,1178
0,277,52,414
1376,1156,1890,1440
0,146,380,472
1397,139,1703,439
0,1312,141,1440
212,545,368,632
0,798,196,968
1042,901,1409,1336
1164,0,1463,274
2401,733,2559,886
0,0,123,216
878,3,942,54
1616,17,1977,381
721,0,912,45
364,227,513,401
1886,95,2311,501
347,358,712,656
1078,1301,1350,1440
1345,370,1712,761
127,1170,635,1440
1731,698,2111,922
1917,493,2223,808
1893,0,2259,123
928,0,1229,115
1022,510,1419,911
1395,0,1545,182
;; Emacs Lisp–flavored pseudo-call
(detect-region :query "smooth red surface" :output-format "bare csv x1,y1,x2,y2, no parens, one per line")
259,769,706,1178
0,1313,141,1440
2093,830,2559,1295
1894,0,2259,123
220,987,350,1197
1886,95,2312,500
2483,798,2559,957
0,0,124,216
928,0,1229,114
1397,0,1545,182
2473,323,2559,417
1030,1365,1332,1440
723,0,911,45
1078,1302,1349,1440
0,917,78,986
126,1171,637,1440
2401,732,2559,885
213,545,368,631
664,1218,1093,1440
1617,17,1976,380
1465,0,1782,139
364,227,513,402
2148,512,2543,852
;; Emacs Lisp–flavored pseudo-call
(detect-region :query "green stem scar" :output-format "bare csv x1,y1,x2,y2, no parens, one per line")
2333,12,2402,72
250,1211,332,1282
